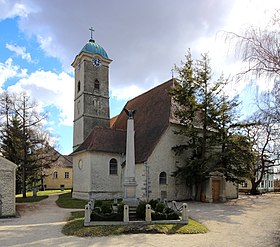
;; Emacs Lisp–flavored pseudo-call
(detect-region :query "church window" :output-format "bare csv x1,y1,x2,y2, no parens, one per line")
77,81,81,93
159,172,167,184
109,158,118,175
94,79,100,90
53,171,58,179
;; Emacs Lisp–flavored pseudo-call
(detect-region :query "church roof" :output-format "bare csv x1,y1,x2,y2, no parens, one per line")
73,79,174,163
80,39,109,59
74,127,126,154
112,79,173,162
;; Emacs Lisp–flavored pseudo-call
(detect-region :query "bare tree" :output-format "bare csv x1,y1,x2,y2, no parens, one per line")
226,9,280,80
243,112,280,194
0,91,59,197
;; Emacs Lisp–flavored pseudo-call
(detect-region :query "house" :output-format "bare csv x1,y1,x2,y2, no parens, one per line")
240,166,275,193
0,156,16,217
42,153,73,190
71,35,238,202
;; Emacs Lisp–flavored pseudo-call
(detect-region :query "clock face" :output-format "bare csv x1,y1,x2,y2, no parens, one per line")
92,57,101,67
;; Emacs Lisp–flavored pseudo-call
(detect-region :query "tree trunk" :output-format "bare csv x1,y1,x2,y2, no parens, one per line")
194,182,202,201
22,166,26,198
250,178,260,195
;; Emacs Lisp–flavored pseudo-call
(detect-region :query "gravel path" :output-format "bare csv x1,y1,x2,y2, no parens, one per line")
0,193,279,247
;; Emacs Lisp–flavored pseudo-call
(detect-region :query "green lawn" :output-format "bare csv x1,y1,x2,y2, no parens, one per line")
56,192,88,209
62,211,208,236
16,189,71,198
16,189,71,203
16,195,48,203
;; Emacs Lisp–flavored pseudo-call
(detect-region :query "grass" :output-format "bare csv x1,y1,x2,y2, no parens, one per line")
16,189,71,198
62,211,208,237
56,192,88,209
16,189,71,203
16,195,48,203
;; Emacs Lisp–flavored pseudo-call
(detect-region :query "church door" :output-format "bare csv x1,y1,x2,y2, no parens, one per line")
212,180,220,202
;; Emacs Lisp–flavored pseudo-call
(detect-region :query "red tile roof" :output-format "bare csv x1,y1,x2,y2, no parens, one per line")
110,115,119,128
73,79,174,163
73,126,126,154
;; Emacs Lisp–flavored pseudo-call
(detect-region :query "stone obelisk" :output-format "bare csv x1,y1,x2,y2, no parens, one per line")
123,108,138,206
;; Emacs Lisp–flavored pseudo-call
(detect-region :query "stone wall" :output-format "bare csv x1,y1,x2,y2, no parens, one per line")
225,181,238,199
0,157,16,217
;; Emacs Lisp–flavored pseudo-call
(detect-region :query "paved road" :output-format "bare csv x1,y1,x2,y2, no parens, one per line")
0,193,279,247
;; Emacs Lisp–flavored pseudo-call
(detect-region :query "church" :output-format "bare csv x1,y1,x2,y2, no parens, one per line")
71,33,238,203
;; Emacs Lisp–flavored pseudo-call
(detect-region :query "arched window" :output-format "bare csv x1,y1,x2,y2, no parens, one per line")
77,81,81,93
109,158,118,175
159,172,167,184
94,79,100,90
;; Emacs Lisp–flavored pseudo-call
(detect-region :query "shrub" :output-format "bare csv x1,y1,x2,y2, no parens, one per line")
155,202,165,213
135,200,180,221
148,199,159,210
101,204,112,214
164,207,174,214
94,200,103,208
136,201,147,219
93,207,101,214
91,212,123,221
117,203,124,214
166,212,180,220
152,212,166,220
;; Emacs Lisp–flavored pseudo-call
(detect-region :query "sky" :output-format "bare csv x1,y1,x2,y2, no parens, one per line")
0,0,278,155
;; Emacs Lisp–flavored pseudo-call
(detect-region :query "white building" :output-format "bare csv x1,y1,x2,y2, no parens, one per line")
71,35,238,203
258,167,275,193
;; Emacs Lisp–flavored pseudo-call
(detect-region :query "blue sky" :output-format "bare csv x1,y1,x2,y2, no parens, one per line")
0,0,277,154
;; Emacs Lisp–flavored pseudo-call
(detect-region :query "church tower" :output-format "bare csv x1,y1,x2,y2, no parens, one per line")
72,29,112,150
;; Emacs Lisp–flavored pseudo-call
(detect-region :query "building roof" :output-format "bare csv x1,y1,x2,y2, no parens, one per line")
110,115,119,128
44,149,73,168
74,126,126,154
73,79,174,163
80,39,109,59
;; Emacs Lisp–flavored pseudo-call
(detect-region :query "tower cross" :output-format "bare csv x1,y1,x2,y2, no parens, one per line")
89,27,95,40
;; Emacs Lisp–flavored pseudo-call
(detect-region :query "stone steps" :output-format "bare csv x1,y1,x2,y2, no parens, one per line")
129,205,138,221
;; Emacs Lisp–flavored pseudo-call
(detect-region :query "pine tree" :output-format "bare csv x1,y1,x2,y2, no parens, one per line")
170,51,251,200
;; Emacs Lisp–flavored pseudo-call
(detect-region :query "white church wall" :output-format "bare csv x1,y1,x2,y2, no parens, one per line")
72,151,92,200
146,124,191,201
73,151,124,200
89,151,123,200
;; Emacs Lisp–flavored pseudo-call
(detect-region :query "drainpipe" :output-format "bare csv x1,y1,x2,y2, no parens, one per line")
144,161,149,201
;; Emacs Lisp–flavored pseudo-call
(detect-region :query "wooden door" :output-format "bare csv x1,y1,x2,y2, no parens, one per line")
212,180,220,202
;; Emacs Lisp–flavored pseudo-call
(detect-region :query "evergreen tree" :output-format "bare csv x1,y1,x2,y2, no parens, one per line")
170,51,250,200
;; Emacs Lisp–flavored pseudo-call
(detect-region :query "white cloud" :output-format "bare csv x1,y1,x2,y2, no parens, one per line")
0,58,27,87
0,1,38,20
6,43,32,62
7,70,74,126
110,85,145,101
